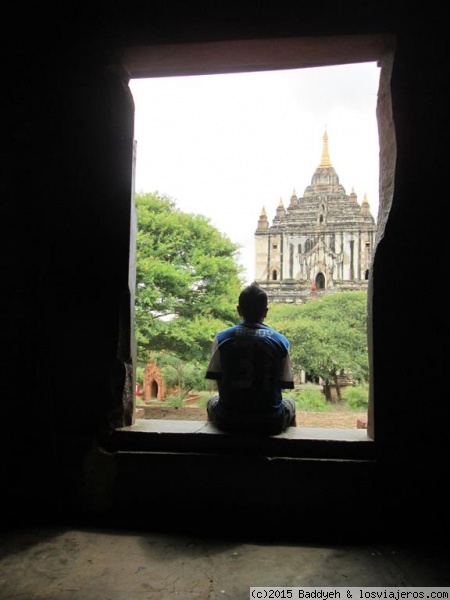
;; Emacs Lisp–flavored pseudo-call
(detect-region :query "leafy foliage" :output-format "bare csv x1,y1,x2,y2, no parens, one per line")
154,351,209,395
135,366,145,387
342,383,369,410
134,192,243,364
291,384,329,412
268,292,369,392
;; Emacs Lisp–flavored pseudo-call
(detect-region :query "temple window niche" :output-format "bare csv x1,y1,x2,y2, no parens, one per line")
124,34,394,441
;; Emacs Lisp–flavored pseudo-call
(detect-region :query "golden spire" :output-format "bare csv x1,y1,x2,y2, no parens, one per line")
260,206,267,216
278,197,284,207
319,129,332,168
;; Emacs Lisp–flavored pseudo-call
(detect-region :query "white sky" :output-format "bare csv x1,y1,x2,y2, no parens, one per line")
129,62,381,284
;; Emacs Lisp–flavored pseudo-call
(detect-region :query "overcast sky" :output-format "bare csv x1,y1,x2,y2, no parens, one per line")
129,62,381,284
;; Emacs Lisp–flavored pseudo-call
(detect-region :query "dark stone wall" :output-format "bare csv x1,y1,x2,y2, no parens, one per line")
3,4,449,540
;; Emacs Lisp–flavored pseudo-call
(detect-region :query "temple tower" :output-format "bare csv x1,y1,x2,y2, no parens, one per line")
255,131,377,303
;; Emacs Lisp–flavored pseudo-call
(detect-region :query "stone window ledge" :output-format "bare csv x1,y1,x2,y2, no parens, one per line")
107,419,375,460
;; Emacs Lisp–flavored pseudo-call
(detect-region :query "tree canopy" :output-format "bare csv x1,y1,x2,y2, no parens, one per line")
267,292,369,398
134,192,243,364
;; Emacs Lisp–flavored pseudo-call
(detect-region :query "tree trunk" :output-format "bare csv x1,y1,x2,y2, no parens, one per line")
332,372,343,402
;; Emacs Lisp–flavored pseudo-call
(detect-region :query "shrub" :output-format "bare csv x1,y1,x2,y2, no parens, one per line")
342,384,369,410
136,366,145,387
164,394,185,408
155,353,210,395
195,390,212,408
292,384,329,412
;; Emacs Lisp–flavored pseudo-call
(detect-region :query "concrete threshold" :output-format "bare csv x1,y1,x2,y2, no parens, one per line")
106,419,375,460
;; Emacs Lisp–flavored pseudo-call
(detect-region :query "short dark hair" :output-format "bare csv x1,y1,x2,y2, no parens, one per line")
238,282,268,323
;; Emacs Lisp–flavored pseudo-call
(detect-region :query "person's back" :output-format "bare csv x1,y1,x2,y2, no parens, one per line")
205,283,297,435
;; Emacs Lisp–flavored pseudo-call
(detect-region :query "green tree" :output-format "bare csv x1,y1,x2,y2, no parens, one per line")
268,292,369,401
153,351,210,403
134,192,243,364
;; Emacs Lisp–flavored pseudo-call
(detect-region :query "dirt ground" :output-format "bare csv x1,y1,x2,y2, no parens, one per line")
140,405,368,428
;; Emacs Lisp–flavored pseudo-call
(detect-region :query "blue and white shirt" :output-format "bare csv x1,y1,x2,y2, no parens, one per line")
205,322,294,415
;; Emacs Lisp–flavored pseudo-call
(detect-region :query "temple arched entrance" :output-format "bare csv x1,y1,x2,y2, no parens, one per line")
143,357,166,402
315,272,325,289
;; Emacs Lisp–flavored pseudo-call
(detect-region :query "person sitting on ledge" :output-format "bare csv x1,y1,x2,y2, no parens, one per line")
205,282,297,435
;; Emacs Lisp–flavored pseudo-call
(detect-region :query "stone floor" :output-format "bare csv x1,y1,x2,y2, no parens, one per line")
1,525,449,599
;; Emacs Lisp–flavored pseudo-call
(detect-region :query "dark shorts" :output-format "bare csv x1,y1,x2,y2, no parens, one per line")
206,395,296,435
